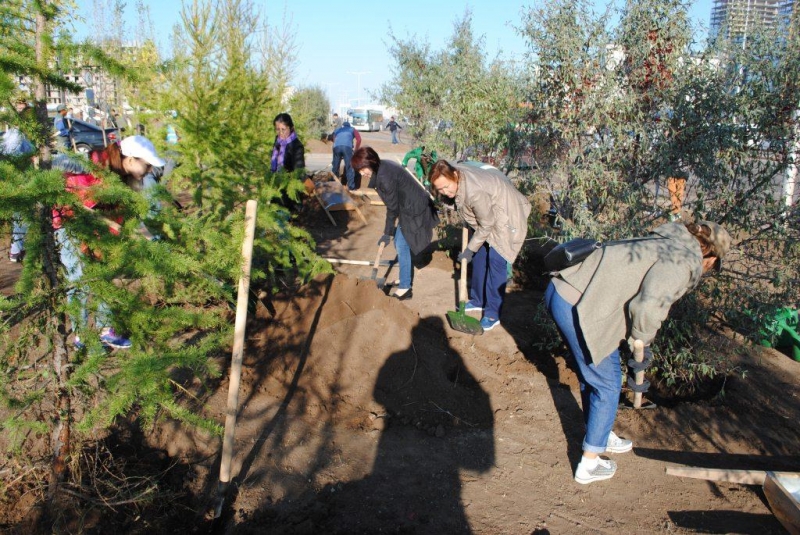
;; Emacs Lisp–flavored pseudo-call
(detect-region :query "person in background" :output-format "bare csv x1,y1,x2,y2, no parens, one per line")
428,160,531,331
53,135,167,350
331,112,343,131
332,120,361,191
545,221,731,484
2,98,36,262
385,116,402,144
271,113,305,173
352,147,439,300
53,103,70,151
402,146,438,185
165,124,179,145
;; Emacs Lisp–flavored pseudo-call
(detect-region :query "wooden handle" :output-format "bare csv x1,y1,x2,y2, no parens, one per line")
219,200,258,485
633,339,644,409
460,226,469,304
373,241,386,270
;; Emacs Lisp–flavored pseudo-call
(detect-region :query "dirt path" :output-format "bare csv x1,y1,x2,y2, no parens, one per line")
157,150,799,532
2,136,799,533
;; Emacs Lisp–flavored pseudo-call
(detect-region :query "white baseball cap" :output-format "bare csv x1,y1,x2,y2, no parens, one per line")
120,135,166,167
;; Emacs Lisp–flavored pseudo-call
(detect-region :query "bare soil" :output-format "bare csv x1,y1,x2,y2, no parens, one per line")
2,132,800,534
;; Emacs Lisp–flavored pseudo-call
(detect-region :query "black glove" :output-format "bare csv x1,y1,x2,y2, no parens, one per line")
457,249,474,264
643,346,654,365
377,234,391,247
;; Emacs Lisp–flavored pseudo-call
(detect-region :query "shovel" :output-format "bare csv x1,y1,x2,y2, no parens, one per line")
361,241,387,289
446,226,484,335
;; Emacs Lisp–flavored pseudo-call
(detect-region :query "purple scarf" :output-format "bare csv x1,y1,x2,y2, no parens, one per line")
271,132,297,172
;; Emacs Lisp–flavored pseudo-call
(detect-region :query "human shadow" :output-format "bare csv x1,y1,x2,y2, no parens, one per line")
502,289,586,469
229,315,495,534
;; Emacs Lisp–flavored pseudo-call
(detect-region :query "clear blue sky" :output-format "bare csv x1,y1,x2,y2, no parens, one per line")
76,0,712,111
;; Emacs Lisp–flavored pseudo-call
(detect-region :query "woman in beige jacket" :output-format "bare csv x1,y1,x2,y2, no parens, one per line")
546,221,731,484
429,160,531,331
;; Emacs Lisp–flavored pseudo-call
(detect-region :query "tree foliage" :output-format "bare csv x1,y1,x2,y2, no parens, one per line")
289,85,331,141
379,10,519,160
518,0,799,387
1,0,329,515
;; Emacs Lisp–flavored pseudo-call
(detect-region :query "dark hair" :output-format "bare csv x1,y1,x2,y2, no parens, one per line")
351,146,381,174
428,159,459,184
273,113,295,131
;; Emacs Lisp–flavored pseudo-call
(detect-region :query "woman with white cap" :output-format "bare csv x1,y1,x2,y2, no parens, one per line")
53,135,166,350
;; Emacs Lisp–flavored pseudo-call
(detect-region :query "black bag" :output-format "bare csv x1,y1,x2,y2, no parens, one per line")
543,238,602,272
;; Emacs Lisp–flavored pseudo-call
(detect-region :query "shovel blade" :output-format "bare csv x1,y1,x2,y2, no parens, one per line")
446,308,484,335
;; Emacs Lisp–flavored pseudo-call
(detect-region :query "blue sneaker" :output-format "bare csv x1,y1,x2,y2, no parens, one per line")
100,328,132,349
480,317,500,331
464,301,483,312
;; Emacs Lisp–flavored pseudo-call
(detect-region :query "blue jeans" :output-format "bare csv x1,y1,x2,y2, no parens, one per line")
544,281,621,454
391,130,399,144
10,215,26,255
332,146,355,189
394,227,412,290
469,243,508,320
56,228,110,330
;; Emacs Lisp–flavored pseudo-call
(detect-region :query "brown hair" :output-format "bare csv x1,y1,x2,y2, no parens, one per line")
351,146,381,174
428,159,459,184
685,222,716,257
90,142,139,188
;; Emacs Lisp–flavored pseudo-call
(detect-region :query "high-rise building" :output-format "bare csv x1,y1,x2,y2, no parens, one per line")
710,0,794,44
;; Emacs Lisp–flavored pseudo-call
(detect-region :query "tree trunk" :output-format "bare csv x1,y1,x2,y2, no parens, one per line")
35,1,73,504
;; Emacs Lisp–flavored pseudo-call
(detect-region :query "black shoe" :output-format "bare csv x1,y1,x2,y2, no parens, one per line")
393,289,412,301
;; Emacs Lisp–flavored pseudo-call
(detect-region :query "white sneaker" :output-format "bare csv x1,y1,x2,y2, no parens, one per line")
574,457,617,484
606,431,633,453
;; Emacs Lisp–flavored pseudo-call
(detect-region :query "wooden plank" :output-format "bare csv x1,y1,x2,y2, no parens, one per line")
765,472,800,535
665,466,769,485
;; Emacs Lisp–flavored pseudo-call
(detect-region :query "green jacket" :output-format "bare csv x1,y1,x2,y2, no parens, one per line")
557,223,703,365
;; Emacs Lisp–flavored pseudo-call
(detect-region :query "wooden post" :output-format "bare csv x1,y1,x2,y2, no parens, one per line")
633,339,645,409
215,200,258,517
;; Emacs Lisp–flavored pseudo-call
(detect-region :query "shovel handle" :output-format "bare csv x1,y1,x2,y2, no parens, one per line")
373,241,386,270
460,226,469,304
633,340,644,409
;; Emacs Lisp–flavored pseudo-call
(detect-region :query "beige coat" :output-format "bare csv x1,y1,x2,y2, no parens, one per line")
454,163,531,263
557,223,704,365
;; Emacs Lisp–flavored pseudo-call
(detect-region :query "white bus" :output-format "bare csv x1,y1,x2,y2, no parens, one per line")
348,108,384,132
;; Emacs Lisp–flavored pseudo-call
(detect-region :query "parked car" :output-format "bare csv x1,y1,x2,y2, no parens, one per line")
67,119,121,154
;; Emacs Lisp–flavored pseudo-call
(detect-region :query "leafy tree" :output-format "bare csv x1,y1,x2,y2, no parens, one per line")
1,0,328,525
516,0,799,390
380,10,519,161
288,85,331,142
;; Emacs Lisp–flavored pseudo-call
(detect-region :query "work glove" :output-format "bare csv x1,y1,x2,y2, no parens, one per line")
377,234,391,247
643,346,654,365
457,249,474,264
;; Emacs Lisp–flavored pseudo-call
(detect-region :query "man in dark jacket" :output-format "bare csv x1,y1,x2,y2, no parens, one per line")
332,121,362,191
385,116,402,144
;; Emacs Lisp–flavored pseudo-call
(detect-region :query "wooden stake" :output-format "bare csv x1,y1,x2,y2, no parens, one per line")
216,200,257,515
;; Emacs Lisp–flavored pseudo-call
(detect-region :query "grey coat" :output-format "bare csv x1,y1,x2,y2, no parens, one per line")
557,223,704,365
454,163,531,263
